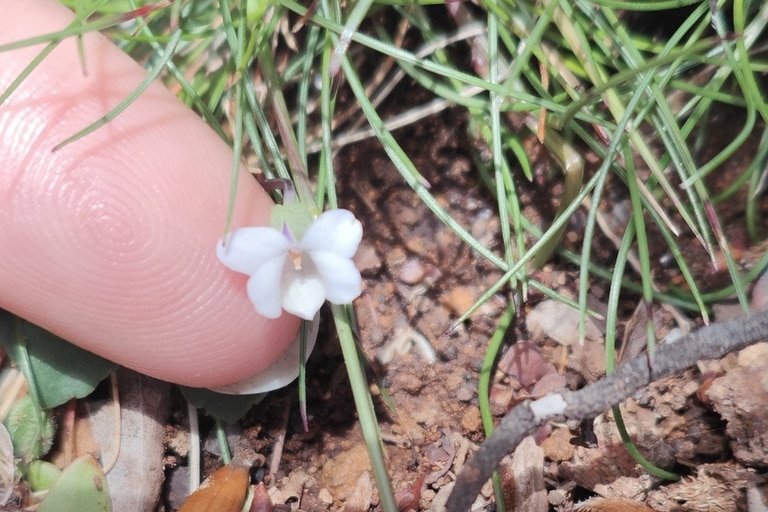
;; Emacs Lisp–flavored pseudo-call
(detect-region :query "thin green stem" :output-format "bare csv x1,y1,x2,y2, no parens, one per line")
331,305,396,512
478,305,516,512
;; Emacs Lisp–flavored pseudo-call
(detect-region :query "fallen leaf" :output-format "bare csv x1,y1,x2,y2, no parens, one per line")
575,497,656,512
526,299,604,346
498,341,558,391
707,351,768,467
85,369,170,512
647,463,748,511
178,460,250,512
268,469,315,506
507,436,546,512
620,302,665,362
425,431,455,485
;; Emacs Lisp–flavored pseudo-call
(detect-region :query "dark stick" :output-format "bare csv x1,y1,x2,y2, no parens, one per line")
447,309,768,512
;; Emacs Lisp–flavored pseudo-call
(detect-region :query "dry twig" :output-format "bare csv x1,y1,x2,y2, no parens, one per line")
447,309,768,511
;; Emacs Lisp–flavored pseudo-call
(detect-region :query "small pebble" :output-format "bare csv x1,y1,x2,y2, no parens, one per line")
319,488,333,505
321,444,372,500
398,257,426,285
455,386,473,402
442,286,478,316
489,386,513,415
540,427,576,462
438,342,458,362
385,246,406,268
460,406,482,433
354,243,381,275
396,373,424,395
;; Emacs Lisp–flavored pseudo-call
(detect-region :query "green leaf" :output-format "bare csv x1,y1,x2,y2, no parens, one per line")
0,311,117,410
247,0,270,24
38,454,111,512
179,387,266,424
26,460,62,492
3,395,55,464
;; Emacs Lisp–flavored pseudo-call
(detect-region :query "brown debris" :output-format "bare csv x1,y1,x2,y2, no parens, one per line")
707,344,768,469
506,436,547,512
646,463,750,511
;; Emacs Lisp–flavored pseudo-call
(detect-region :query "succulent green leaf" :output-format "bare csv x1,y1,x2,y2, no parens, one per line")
38,454,111,512
26,460,62,492
3,395,55,464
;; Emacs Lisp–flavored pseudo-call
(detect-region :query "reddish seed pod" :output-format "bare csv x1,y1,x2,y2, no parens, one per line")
249,482,274,512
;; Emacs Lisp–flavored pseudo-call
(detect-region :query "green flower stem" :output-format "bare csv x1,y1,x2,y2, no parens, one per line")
331,304,396,512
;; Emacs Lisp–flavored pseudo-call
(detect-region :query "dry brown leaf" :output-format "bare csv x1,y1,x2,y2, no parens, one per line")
526,299,605,346
498,341,558,391
707,350,768,468
574,497,656,512
506,436,547,512
178,461,250,512
84,369,169,512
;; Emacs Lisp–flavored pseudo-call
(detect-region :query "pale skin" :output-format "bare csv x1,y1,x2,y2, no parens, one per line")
0,0,300,388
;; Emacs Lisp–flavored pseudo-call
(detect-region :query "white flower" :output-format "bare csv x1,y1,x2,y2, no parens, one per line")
217,209,363,320
214,312,320,394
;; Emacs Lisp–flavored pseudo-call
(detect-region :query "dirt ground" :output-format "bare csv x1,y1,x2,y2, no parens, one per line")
156,95,768,512
2,6,767,511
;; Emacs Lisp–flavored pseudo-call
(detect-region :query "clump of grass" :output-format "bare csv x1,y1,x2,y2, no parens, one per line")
4,0,768,510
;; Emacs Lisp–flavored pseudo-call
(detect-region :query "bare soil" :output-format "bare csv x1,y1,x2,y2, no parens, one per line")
159,97,768,512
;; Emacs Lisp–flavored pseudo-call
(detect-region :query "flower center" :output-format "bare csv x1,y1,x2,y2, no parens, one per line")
289,249,304,270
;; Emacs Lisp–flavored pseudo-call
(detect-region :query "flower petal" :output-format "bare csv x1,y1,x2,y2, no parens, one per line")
217,227,292,276
246,254,288,319
299,209,362,258
280,259,327,320
309,250,362,304
212,313,320,394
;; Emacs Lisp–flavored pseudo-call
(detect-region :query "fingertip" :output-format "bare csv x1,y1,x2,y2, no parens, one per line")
0,0,301,388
